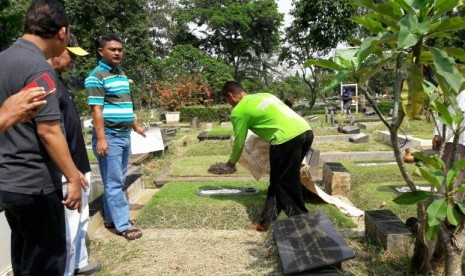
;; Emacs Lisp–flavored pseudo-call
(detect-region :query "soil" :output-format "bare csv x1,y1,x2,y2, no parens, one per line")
208,162,237,175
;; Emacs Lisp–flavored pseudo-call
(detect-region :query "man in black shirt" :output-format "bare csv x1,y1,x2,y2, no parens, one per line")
0,1,85,275
48,34,101,276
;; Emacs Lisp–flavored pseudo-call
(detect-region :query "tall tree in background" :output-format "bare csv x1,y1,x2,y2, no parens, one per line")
0,0,28,50
175,0,283,82
147,0,178,58
281,0,356,110
65,0,155,88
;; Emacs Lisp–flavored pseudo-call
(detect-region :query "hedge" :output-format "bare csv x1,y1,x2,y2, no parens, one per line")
179,105,232,122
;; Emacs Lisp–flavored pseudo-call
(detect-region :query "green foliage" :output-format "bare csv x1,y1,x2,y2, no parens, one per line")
65,0,155,87
0,0,28,50
175,0,282,81
266,76,307,106
159,44,234,101
392,191,430,205
72,89,91,117
281,0,356,109
375,100,394,115
179,105,231,123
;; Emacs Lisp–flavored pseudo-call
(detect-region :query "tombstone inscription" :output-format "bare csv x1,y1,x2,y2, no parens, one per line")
273,211,355,275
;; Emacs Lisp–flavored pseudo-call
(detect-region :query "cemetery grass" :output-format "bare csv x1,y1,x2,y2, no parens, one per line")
136,181,356,230
88,123,426,275
345,161,421,221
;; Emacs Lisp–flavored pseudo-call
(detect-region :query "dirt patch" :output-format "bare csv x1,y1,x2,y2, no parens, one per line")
89,229,280,275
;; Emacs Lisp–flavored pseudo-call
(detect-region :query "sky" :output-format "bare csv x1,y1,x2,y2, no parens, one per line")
276,0,293,28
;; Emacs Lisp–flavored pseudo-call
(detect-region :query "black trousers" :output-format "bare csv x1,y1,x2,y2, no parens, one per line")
0,190,66,276
260,130,314,227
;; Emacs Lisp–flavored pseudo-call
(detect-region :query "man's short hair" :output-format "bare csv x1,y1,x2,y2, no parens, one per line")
98,34,123,49
24,0,69,39
222,81,244,98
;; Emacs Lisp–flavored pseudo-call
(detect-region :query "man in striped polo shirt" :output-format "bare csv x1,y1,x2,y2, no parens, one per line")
85,34,145,240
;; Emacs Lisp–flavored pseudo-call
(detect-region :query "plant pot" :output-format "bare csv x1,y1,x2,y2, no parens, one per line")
164,111,180,123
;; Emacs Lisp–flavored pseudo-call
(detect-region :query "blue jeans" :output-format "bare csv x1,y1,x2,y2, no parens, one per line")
92,132,131,233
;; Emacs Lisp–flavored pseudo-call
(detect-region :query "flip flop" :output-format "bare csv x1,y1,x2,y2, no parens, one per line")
117,227,143,240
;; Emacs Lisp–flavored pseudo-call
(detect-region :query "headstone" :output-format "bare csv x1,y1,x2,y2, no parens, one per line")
192,117,199,129
365,109,376,116
365,210,413,256
389,108,393,117
341,126,360,134
304,148,320,178
205,122,213,131
220,122,232,128
330,111,335,125
349,115,355,126
349,133,369,143
323,162,350,196
273,211,355,275
308,115,318,122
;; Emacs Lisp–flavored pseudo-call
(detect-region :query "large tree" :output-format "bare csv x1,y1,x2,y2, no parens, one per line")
174,0,283,82
65,0,155,89
281,0,357,110
147,0,178,58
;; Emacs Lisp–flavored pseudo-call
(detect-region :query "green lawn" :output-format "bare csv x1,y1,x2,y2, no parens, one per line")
137,181,356,230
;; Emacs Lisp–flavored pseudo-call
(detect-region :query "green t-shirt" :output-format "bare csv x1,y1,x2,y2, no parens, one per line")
229,93,311,164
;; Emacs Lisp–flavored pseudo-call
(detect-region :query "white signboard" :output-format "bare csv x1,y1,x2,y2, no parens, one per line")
130,128,164,154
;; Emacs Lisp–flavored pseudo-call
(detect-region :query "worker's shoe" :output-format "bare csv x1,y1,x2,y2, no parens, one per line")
74,261,101,275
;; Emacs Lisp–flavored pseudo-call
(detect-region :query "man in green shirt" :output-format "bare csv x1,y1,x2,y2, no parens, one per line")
223,81,314,231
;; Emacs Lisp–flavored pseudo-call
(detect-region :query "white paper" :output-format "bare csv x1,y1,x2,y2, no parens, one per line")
130,128,165,154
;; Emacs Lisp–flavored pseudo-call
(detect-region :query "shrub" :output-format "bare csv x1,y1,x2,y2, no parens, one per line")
180,105,231,123
148,75,213,111
376,100,394,115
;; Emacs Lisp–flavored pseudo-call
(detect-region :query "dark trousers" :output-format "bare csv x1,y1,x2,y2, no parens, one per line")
0,190,66,276
260,130,314,227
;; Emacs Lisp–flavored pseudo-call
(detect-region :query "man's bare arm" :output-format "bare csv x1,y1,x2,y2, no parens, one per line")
36,120,83,210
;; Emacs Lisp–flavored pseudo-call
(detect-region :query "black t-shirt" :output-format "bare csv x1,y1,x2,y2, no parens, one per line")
57,75,91,174
0,38,63,194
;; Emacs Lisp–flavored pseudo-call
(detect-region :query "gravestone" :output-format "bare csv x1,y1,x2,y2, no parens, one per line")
273,211,355,275
365,210,413,256
365,108,376,116
341,126,360,134
308,115,318,122
304,148,320,177
349,133,369,143
323,162,350,196
192,117,199,129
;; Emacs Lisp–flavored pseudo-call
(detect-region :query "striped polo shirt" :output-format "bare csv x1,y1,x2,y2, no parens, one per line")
85,60,134,135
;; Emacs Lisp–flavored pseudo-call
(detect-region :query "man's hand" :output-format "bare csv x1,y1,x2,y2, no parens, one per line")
432,135,442,151
134,125,146,137
63,176,82,212
226,161,236,170
96,137,108,156
0,87,47,131
79,171,89,190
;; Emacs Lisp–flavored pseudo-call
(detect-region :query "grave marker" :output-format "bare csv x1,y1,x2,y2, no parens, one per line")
365,210,413,256
349,133,369,143
273,211,355,275
323,162,350,196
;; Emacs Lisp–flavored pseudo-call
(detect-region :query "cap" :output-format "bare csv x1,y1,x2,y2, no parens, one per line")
67,33,89,56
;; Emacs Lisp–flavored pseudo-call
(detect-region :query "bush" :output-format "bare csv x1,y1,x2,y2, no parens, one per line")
375,100,394,115
149,75,213,111
180,105,231,123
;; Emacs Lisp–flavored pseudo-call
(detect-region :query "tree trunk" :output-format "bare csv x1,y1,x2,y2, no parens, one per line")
443,227,465,276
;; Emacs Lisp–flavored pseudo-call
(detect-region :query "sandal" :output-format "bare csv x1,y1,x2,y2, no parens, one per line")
117,227,143,240
104,220,134,229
